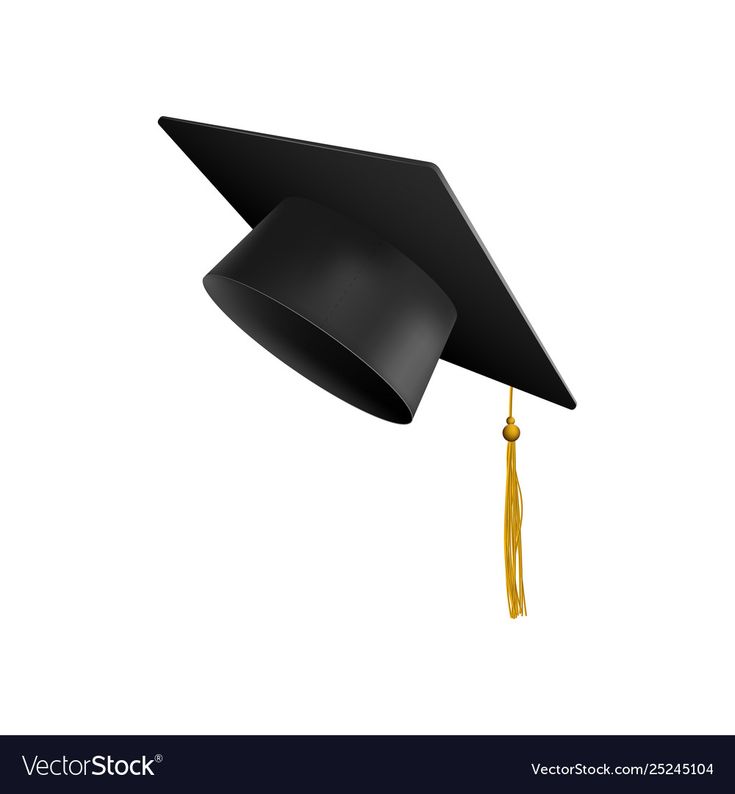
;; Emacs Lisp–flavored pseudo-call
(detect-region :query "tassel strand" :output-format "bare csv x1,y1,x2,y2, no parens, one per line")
503,386,526,618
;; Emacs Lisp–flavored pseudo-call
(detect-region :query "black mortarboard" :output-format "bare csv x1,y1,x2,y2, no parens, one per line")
159,116,576,617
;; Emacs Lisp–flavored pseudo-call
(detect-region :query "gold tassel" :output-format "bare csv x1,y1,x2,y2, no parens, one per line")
503,386,526,618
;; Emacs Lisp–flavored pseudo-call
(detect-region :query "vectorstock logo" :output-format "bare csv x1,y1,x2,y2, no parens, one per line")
22,754,163,776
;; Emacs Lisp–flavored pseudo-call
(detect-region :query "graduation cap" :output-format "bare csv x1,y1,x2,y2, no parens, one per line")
159,117,576,618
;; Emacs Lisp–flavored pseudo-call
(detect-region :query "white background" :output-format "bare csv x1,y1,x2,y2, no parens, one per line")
1,1,734,735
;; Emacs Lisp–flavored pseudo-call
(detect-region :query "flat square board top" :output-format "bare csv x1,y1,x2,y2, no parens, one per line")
159,116,575,410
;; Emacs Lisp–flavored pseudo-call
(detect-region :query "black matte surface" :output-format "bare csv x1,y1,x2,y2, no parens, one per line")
159,117,575,409
204,198,456,422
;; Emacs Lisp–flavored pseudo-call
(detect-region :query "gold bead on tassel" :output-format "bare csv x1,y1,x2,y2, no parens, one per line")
503,386,526,618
